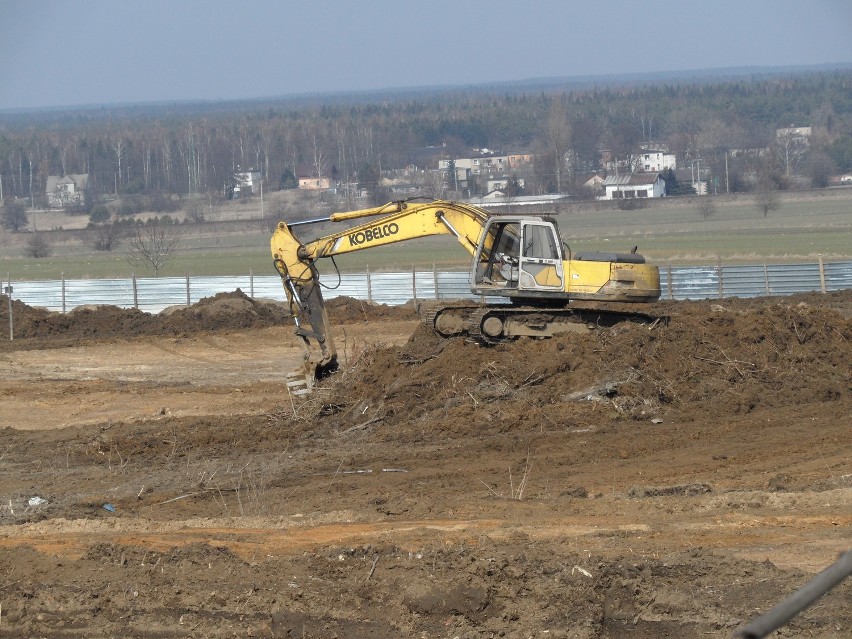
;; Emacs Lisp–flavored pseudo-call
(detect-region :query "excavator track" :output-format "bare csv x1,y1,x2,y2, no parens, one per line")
419,301,664,345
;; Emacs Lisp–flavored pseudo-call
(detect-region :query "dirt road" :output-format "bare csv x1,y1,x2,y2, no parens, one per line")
0,291,849,638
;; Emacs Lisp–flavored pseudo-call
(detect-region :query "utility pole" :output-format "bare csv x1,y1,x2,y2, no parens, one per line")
260,174,264,220
691,159,703,193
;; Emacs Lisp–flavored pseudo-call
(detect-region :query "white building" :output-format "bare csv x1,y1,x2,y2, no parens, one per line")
600,174,666,200
639,150,677,173
486,176,525,192
46,174,88,209
227,168,262,198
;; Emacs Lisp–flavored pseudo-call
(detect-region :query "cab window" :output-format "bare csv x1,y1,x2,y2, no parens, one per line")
522,224,558,259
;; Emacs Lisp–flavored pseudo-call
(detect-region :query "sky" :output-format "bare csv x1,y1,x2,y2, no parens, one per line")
1,0,851,111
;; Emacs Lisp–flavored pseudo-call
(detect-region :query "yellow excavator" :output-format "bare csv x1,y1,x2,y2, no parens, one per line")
271,199,661,388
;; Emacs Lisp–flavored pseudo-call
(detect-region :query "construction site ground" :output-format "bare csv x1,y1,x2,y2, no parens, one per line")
0,290,849,638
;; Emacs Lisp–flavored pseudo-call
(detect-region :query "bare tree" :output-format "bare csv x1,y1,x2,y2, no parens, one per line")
127,219,180,276
184,198,205,223
26,233,51,258
92,222,123,252
311,131,328,184
111,136,128,193
2,200,28,231
696,195,716,219
545,97,571,193
755,177,781,217
775,129,808,178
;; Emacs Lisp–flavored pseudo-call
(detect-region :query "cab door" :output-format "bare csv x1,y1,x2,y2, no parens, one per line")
518,221,564,290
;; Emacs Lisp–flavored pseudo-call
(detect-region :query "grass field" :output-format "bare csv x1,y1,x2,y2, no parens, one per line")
2,190,851,281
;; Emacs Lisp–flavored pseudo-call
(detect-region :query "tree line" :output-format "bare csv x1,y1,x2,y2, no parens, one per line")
1,70,850,211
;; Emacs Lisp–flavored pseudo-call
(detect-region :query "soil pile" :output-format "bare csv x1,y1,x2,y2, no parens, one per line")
319,291,851,438
0,542,842,639
0,291,415,349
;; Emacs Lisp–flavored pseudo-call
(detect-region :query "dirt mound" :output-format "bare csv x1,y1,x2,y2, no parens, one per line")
0,289,291,348
318,291,851,438
3,542,845,639
0,291,417,350
160,290,291,333
325,295,418,323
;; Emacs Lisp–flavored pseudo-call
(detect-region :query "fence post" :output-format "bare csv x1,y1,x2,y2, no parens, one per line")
4,282,12,341
61,271,66,313
818,255,826,293
412,265,417,304
186,273,191,306
366,265,372,303
667,265,673,300
763,262,770,295
249,269,254,298
717,255,723,299
132,273,138,309
433,262,438,300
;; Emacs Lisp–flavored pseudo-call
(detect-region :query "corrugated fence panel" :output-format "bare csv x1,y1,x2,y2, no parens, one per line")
766,263,823,296
720,264,771,298
825,262,852,292
670,266,719,300
5,280,66,311
323,274,370,302
366,272,415,305
136,277,192,313
66,278,135,310
3,261,851,312
436,271,478,300
413,270,438,301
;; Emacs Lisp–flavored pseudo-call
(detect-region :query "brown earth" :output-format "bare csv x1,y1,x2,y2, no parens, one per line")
0,290,849,638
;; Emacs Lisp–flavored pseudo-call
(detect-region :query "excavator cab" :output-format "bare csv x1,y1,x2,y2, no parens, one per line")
473,217,565,294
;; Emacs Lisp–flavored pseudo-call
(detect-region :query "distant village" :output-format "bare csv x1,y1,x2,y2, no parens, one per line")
38,124,842,217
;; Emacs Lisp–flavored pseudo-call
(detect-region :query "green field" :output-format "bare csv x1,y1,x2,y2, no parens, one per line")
2,191,851,281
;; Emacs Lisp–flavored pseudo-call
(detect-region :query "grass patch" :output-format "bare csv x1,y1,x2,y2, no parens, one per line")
2,191,851,280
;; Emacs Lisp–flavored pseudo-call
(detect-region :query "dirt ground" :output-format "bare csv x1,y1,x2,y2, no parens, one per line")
0,290,849,638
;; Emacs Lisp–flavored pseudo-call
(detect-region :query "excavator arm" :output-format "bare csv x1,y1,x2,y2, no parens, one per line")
271,199,494,383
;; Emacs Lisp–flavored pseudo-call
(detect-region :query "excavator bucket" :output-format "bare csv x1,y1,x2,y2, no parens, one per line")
272,222,339,395
284,275,339,394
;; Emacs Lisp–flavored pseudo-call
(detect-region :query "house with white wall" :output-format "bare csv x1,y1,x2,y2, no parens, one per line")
486,176,525,192
639,150,676,172
46,174,88,208
600,174,666,200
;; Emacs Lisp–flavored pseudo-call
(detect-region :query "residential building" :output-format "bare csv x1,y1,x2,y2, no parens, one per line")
295,166,332,191
486,176,525,192
776,126,812,141
600,174,666,200
639,150,676,172
438,150,517,186
46,174,88,209
583,174,605,193
226,168,262,198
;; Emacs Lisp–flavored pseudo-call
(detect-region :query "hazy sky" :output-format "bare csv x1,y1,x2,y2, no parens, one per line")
1,0,851,111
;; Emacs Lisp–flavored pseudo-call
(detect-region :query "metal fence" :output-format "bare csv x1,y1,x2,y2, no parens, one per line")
2,259,850,314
